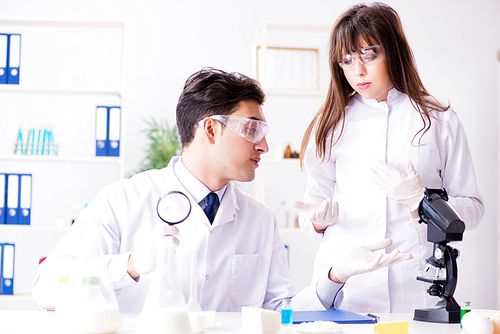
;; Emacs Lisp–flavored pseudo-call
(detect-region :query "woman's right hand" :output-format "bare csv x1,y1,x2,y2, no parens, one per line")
290,198,339,232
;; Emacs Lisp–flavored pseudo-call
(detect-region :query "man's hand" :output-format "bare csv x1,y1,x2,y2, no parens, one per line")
128,225,179,279
329,238,413,283
290,198,339,232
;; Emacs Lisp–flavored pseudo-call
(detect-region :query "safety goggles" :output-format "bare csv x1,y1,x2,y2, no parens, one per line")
338,45,385,71
209,115,269,144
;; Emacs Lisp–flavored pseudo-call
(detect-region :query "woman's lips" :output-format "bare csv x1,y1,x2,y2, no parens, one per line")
357,82,371,90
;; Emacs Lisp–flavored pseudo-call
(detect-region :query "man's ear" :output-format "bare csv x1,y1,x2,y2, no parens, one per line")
199,118,217,144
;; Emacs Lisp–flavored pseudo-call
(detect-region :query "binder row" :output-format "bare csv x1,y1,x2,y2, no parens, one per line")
0,33,21,85
0,173,32,225
0,243,15,295
95,106,121,157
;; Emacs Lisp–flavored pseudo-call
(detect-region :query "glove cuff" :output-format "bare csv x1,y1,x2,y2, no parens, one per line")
408,190,425,212
330,266,347,283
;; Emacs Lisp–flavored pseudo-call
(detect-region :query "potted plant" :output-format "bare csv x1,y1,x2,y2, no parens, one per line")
133,118,181,175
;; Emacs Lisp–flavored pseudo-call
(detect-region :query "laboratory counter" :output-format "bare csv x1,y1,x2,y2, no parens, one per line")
0,309,497,333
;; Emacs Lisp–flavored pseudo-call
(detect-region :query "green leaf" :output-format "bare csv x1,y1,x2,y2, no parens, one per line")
131,118,181,176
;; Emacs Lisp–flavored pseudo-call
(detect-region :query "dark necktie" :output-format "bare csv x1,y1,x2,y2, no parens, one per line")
203,192,219,224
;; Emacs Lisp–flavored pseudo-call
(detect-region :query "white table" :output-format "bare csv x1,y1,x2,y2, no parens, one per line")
0,309,497,333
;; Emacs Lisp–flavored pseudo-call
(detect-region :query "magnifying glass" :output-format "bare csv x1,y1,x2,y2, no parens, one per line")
156,191,192,225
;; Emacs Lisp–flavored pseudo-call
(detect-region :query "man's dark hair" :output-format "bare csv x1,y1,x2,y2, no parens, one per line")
176,67,265,147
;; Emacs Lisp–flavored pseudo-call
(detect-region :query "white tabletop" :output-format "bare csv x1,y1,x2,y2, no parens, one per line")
0,309,497,333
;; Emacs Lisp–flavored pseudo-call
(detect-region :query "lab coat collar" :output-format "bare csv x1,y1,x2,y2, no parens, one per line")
355,88,405,108
160,156,238,227
211,182,239,227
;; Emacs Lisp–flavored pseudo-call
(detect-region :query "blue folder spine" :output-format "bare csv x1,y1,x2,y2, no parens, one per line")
18,174,32,225
96,106,121,157
0,173,6,224
5,174,19,225
108,106,121,157
7,34,21,85
96,106,109,156
0,34,8,84
0,243,15,295
2,173,32,225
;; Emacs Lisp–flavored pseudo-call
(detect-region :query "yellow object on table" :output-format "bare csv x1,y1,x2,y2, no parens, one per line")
373,321,409,334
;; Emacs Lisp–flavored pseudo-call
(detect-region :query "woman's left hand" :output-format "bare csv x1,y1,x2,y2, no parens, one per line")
369,158,425,213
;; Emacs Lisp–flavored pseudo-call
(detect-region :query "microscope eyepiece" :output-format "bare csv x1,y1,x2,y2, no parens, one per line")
418,188,465,244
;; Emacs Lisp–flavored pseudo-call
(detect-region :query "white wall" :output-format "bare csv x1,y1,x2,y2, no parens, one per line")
2,0,499,309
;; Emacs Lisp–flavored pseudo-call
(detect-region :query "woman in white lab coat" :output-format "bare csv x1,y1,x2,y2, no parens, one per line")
293,3,484,313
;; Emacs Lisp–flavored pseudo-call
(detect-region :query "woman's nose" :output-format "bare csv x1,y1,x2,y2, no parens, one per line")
353,57,367,76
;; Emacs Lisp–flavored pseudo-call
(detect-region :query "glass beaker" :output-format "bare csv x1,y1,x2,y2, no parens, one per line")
186,250,208,333
136,240,193,334
55,220,121,334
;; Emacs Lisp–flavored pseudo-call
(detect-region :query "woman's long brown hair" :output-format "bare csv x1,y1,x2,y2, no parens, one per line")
300,2,449,168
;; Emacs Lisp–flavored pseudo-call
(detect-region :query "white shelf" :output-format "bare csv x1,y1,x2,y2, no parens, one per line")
0,85,122,97
0,224,70,232
0,18,124,28
1,154,122,165
0,294,42,311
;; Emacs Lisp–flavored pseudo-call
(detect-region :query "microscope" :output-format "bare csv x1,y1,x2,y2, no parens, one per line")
413,188,465,323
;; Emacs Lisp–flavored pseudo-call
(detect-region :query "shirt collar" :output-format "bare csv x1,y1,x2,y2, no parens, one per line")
355,88,405,108
173,157,226,204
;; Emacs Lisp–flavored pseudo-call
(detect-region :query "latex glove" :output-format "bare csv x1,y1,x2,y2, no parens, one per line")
132,225,179,276
290,198,339,232
369,158,425,212
331,238,413,283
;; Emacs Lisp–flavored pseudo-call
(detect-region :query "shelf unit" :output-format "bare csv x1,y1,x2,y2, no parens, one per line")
251,22,334,290
0,18,125,298
251,21,332,206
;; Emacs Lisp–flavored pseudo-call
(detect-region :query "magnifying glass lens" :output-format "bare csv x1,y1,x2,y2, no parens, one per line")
157,191,192,225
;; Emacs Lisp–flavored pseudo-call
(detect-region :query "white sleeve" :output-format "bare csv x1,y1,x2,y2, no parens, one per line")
290,276,344,311
438,113,485,230
299,141,336,239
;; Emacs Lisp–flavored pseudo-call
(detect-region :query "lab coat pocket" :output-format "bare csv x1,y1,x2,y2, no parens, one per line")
230,254,265,306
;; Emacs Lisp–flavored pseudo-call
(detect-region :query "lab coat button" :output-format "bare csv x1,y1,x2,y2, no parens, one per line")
205,275,209,280
209,230,213,234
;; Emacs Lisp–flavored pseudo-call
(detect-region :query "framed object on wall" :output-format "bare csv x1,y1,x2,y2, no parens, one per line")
256,46,320,91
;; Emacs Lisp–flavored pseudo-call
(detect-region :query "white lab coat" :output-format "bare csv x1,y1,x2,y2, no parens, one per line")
33,157,332,312
301,89,484,313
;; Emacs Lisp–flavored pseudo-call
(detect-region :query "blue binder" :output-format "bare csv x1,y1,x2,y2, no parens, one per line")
5,174,19,225
108,106,121,157
18,174,31,225
95,106,109,156
7,34,20,85
0,244,2,294
0,173,6,224
0,34,7,84
292,309,377,324
1,243,15,295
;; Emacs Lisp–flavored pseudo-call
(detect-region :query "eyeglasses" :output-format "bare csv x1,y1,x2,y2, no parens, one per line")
208,115,269,144
338,45,385,71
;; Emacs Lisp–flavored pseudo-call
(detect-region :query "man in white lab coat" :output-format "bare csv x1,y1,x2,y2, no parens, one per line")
32,68,411,313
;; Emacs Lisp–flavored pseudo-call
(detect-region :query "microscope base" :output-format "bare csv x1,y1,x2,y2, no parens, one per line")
414,299,461,323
